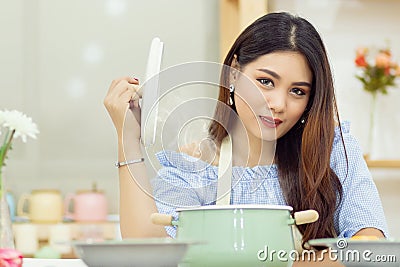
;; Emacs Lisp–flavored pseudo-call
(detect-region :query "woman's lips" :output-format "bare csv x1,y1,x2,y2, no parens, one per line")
259,115,282,128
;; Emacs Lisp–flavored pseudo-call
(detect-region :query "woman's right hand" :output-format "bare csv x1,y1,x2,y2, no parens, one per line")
104,76,142,140
104,76,167,238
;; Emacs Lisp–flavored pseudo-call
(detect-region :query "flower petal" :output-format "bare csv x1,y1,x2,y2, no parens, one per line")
0,110,39,142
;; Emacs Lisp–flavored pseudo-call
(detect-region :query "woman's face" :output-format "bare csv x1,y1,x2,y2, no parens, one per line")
232,51,312,142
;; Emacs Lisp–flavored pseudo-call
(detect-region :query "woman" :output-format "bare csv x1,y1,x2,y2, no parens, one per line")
104,12,388,265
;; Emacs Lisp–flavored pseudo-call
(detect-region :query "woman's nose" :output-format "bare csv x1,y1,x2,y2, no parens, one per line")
265,91,286,113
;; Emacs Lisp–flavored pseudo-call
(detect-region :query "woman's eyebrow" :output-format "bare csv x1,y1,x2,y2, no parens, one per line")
292,81,312,88
257,68,280,79
257,68,311,88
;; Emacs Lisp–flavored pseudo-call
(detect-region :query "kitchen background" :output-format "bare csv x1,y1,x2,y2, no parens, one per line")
1,0,399,239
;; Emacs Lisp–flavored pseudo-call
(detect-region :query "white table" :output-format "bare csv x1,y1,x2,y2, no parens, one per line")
23,258,88,267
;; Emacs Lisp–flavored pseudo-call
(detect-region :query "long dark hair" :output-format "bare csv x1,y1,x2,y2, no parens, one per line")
209,12,344,246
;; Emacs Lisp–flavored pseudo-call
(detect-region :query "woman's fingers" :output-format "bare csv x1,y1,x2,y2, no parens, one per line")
107,80,141,105
129,84,142,101
108,76,138,93
104,76,143,140
104,77,142,120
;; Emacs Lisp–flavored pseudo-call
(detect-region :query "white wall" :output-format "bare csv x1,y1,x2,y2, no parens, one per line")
0,0,219,214
269,0,400,238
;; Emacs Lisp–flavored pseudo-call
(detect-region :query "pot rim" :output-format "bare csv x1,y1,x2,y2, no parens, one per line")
176,204,293,212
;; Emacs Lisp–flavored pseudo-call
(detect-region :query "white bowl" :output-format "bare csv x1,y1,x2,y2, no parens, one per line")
73,238,192,267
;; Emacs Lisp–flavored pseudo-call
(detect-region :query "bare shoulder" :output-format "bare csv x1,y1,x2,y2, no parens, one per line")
178,138,220,166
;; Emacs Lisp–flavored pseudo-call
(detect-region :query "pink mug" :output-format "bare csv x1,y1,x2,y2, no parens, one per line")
64,189,108,222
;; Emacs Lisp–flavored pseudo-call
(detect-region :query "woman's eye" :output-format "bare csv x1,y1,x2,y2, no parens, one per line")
291,88,306,96
257,78,274,87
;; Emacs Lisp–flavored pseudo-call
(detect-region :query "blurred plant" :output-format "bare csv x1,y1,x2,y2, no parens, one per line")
355,46,400,157
355,46,400,95
0,109,39,194
0,109,38,249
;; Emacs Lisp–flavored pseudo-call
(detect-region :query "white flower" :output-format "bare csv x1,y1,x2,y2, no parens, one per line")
0,110,39,143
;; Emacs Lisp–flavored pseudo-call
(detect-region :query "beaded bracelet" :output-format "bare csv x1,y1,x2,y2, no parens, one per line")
115,158,144,168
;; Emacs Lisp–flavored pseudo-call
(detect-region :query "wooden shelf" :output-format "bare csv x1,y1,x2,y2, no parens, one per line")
364,155,400,168
366,159,400,168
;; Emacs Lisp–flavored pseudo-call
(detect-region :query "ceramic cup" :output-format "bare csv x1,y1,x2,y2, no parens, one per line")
17,189,63,223
6,191,16,221
64,190,107,222
14,224,38,255
49,224,72,254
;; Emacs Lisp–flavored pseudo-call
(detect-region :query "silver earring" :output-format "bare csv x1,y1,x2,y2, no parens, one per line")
229,84,235,105
301,118,306,124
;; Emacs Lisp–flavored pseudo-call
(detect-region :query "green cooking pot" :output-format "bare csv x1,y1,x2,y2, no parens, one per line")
152,204,319,267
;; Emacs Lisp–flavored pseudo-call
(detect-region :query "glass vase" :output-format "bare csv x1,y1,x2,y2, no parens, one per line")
0,169,15,249
365,92,377,159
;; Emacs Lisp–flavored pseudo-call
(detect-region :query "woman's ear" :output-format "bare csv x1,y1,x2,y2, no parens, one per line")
230,55,240,82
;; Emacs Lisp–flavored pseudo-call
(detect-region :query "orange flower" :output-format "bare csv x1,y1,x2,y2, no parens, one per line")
355,55,368,67
381,49,391,57
375,52,391,68
355,45,399,95
384,67,391,76
356,46,368,57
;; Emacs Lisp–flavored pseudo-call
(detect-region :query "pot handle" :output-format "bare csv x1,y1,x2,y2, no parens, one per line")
151,213,179,226
293,210,319,225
